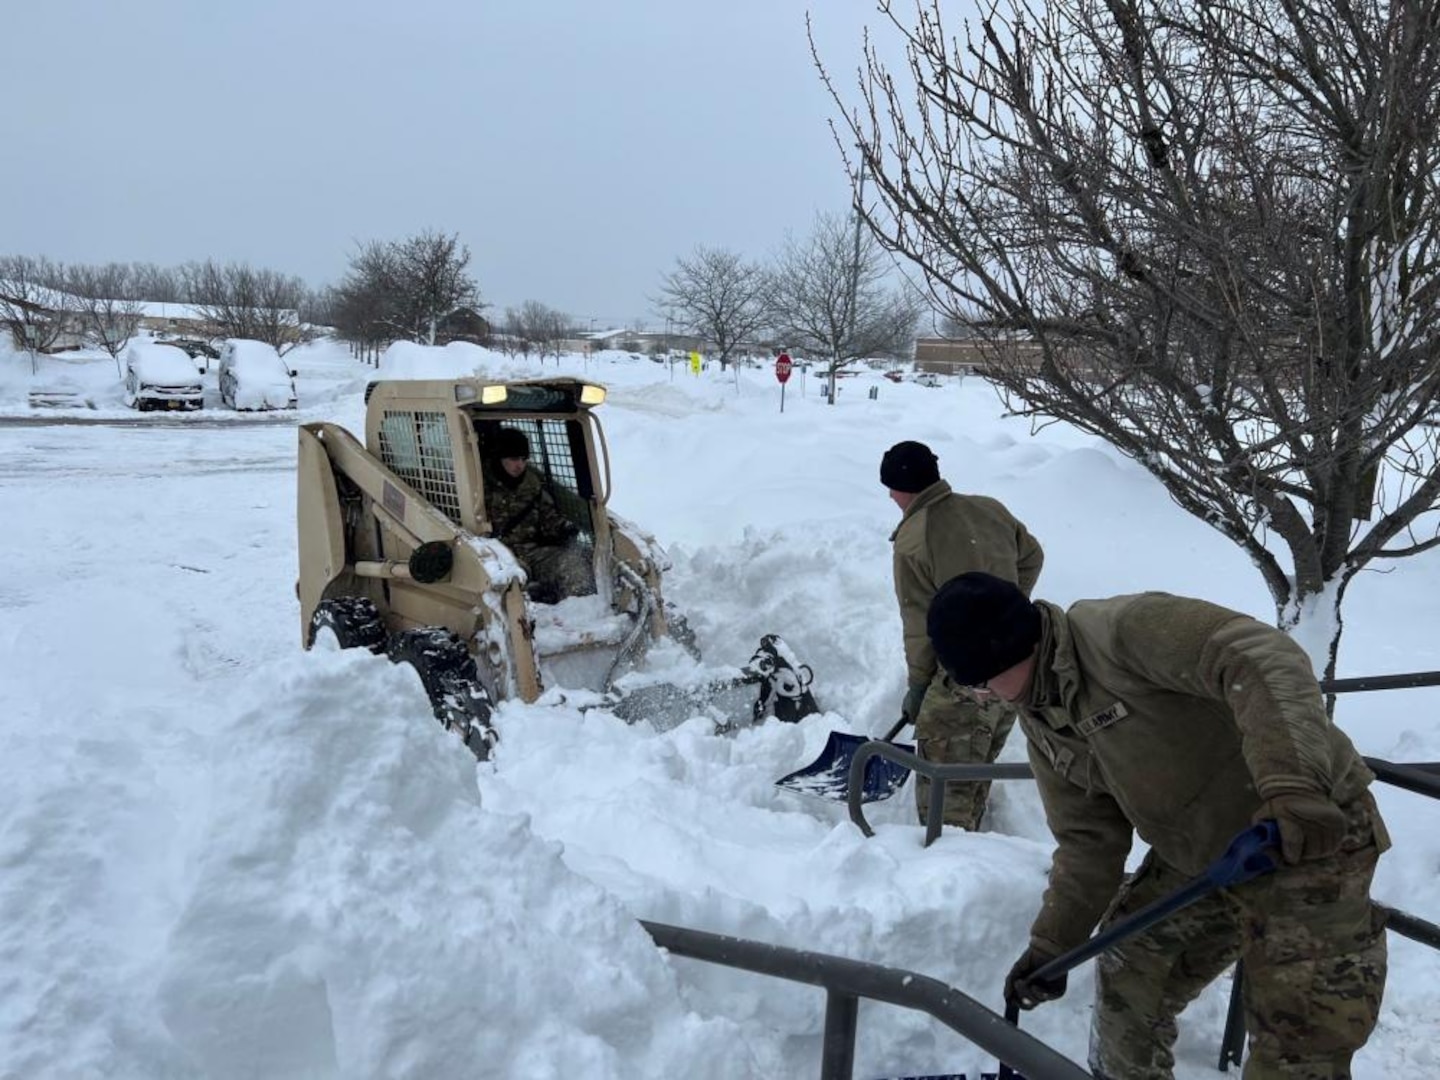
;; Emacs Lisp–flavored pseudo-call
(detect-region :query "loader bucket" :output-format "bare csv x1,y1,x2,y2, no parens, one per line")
603,635,825,733
774,731,914,802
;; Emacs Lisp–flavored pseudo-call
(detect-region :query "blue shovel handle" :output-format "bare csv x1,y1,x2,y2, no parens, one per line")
1027,819,1282,987
994,820,1282,1080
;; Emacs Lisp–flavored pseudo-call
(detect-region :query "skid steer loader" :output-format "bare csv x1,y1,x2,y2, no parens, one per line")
297,375,819,758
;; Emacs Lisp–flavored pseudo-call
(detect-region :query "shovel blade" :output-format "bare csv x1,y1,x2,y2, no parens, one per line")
775,731,914,802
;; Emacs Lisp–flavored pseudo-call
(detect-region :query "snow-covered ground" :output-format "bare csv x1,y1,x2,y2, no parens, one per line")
1,339,1436,1079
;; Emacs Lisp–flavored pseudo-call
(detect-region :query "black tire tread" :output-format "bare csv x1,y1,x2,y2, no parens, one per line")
309,597,387,652
387,627,496,761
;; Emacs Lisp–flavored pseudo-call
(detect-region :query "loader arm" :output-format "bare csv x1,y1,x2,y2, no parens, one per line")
297,421,539,701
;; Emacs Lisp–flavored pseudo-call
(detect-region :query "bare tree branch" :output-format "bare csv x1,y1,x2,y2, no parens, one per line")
821,0,1440,679
767,211,921,397
331,231,480,349
656,246,769,370
0,255,77,370
66,263,144,372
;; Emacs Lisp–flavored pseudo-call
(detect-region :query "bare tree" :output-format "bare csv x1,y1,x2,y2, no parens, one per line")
524,300,569,362
656,246,769,370
768,211,920,401
498,301,567,362
331,242,401,351
500,306,534,359
66,263,144,372
826,0,1440,680
127,262,182,302
180,260,310,354
396,231,478,345
0,255,74,370
332,232,480,348
298,286,336,330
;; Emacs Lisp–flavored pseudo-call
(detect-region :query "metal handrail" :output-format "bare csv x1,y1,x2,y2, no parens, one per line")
847,742,1034,848
1363,756,1440,799
641,919,1093,1080
1322,670,1440,694
815,672,1440,1075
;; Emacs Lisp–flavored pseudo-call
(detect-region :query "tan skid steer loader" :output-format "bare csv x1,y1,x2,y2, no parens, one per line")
297,375,819,757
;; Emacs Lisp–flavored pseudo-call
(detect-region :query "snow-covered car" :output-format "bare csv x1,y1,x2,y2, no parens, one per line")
122,343,205,411
156,338,221,373
218,339,297,411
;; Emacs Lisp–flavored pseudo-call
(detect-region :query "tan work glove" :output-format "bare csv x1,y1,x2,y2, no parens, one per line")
1255,792,1347,865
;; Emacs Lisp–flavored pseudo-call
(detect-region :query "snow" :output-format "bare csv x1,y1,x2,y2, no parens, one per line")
219,339,296,411
1,338,1437,1079
124,340,205,385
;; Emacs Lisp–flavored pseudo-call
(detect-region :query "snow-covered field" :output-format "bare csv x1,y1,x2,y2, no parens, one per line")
1,339,1436,1079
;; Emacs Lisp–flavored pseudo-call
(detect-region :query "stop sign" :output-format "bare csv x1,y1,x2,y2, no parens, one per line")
775,354,793,384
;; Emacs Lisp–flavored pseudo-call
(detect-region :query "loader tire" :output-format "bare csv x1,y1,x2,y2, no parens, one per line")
387,627,496,761
308,597,387,652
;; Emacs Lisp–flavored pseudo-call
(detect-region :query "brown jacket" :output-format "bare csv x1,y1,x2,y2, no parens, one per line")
891,481,1044,687
1020,592,1386,956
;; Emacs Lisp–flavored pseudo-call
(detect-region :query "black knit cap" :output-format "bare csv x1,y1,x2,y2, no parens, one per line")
927,571,1042,686
494,427,530,460
880,440,940,493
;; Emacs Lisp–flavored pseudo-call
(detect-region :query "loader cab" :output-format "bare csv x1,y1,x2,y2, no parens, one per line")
299,374,675,709
472,415,599,551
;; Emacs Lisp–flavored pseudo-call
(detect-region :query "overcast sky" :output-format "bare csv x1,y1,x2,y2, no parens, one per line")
1,0,909,327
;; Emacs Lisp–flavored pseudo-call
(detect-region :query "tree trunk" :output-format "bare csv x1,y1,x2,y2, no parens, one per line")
1276,571,1355,714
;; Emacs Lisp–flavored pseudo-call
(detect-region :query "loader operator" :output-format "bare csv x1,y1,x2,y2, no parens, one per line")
486,426,591,605
882,440,1044,831
926,571,1389,1080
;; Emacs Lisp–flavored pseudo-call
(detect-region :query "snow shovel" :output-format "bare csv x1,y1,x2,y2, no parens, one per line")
991,819,1284,1080
774,715,914,802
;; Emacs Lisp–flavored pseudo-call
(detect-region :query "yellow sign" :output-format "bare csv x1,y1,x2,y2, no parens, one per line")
689,351,702,375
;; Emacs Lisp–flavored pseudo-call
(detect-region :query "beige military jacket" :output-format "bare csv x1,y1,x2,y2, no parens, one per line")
891,480,1044,687
1020,593,1386,956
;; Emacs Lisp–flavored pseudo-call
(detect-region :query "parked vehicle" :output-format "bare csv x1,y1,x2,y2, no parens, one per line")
218,339,297,411
156,338,221,372
122,343,205,411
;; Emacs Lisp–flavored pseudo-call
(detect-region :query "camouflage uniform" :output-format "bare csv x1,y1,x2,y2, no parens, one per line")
1017,594,1388,1080
486,466,592,600
891,480,1043,828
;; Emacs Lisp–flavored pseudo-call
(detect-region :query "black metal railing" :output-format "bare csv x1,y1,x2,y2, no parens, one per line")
641,919,1093,1080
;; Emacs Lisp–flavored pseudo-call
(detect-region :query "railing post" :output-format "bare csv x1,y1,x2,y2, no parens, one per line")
927,775,945,849
1218,961,1246,1071
821,990,858,1080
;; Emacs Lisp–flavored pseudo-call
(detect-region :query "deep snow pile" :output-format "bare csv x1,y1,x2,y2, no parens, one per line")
0,339,1436,1079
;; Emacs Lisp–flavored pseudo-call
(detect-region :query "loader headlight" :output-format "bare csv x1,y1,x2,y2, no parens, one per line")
480,385,509,404
579,384,607,406
454,384,478,402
